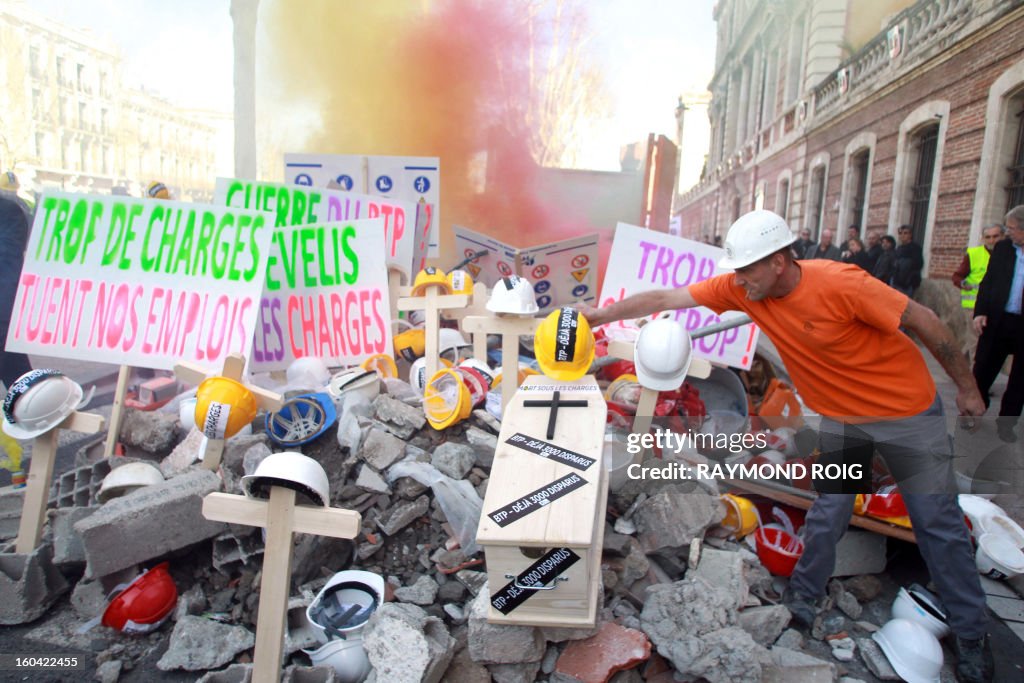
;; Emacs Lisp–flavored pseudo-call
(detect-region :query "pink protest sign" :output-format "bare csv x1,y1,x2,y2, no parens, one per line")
598,222,759,370
215,177,418,278
250,218,391,372
6,192,273,369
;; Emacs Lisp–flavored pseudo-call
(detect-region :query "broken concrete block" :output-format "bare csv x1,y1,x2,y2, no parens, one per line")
362,602,455,683
219,434,272,496
489,660,543,683
211,529,264,573
738,605,791,647
120,409,179,454
431,442,476,480
372,395,426,438
395,574,440,606
467,589,546,664
0,542,69,624
632,488,722,555
843,574,883,603
48,505,96,565
76,469,225,577
160,428,205,477
554,621,651,682
71,577,107,620
0,487,24,540
282,664,339,683
361,428,406,471
377,494,429,536
761,646,837,683
355,465,390,494
464,426,497,467
196,663,253,683
157,615,255,671
856,637,900,680
444,647,491,682
693,547,750,610
51,460,111,509
832,530,886,577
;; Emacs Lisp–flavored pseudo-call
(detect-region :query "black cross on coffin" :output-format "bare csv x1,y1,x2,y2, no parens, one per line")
522,391,589,440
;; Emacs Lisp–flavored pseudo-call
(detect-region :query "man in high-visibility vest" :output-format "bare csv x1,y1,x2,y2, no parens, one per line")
952,223,1005,360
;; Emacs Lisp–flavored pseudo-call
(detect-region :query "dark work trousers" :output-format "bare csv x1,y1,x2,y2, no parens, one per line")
972,312,1024,419
0,318,31,390
789,395,988,640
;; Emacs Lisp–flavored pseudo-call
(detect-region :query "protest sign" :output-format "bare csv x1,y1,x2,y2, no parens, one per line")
6,193,273,369
250,218,391,372
452,226,599,314
284,153,441,259
598,223,759,369
215,177,419,277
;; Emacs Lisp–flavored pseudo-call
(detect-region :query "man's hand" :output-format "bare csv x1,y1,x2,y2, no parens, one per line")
973,315,987,335
956,385,986,417
575,302,605,326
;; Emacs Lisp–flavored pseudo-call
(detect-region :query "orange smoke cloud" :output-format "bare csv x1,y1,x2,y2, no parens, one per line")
261,0,604,263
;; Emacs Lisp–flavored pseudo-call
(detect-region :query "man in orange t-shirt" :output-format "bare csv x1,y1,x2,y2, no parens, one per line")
582,210,992,683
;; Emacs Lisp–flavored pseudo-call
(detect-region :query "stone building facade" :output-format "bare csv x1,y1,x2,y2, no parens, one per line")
676,0,1024,293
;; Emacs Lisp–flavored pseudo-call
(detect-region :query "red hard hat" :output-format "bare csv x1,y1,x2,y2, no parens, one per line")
102,562,178,634
866,489,909,519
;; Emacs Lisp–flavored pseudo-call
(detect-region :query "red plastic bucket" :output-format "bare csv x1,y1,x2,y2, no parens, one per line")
754,527,804,576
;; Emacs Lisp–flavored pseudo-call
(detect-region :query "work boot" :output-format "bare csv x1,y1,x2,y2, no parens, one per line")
953,635,994,683
782,588,817,629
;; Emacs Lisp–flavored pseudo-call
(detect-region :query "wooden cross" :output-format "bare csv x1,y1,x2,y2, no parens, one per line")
387,265,409,328
396,286,470,383
16,410,105,553
172,353,283,471
443,281,490,361
462,315,542,411
202,487,361,683
522,390,590,439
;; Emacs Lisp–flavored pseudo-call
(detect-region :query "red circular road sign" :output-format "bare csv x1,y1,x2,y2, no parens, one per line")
532,264,550,279
572,254,590,268
497,261,512,276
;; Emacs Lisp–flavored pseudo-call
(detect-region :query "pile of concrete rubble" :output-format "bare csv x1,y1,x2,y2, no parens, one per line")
0,375,993,682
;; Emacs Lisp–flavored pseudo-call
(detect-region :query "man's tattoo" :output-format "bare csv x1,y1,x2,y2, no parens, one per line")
935,340,960,367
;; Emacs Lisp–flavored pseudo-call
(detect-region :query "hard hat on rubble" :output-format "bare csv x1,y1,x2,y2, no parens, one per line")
393,321,425,362
304,638,372,683
266,393,337,447
328,369,380,403
872,618,943,683
146,181,170,200
486,276,538,315
360,354,399,379
411,267,452,296
2,369,85,440
194,377,257,439
534,307,595,381
458,358,495,390
604,373,642,408
97,462,165,503
718,210,797,270
635,318,692,391
101,562,178,634
892,585,950,639
719,493,758,539
439,327,472,362
0,171,18,192
241,452,330,506
423,368,471,430
306,570,385,644
447,269,474,296
287,356,332,389
409,357,452,392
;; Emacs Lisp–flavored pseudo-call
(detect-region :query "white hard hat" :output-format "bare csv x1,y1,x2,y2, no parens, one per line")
891,585,950,639
304,638,371,683
408,357,453,392
458,358,496,390
718,210,797,270
439,328,471,362
240,452,330,506
486,276,538,315
327,370,379,403
306,570,385,644
2,369,84,440
287,356,332,389
634,318,692,391
872,618,943,683
96,462,165,503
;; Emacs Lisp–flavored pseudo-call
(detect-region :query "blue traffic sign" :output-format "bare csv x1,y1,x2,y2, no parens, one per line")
414,176,431,193
536,295,552,309
534,280,551,294
295,173,313,186
375,175,393,192
335,174,354,190
572,284,589,297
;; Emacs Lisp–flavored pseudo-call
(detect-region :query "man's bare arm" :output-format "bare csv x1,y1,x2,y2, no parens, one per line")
578,287,698,327
901,299,985,416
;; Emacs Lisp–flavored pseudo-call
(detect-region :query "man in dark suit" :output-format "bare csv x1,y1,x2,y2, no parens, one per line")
0,172,32,389
973,205,1024,442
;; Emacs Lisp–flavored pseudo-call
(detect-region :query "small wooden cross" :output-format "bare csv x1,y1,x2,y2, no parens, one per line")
172,353,283,471
202,487,361,683
462,314,542,411
443,281,490,361
396,286,470,382
16,410,105,553
522,390,590,440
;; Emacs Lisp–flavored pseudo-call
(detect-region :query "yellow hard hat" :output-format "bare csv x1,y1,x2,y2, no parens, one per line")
720,494,758,538
446,269,474,296
194,377,257,439
423,368,470,430
361,354,399,379
534,307,595,382
411,267,452,296
604,373,641,408
146,181,170,200
394,327,425,362
0,171,18,192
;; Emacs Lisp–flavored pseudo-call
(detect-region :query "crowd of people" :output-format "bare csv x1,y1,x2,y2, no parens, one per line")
793,223,925,296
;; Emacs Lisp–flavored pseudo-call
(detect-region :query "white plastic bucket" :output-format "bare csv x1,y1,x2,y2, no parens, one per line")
604,431,639,493
976,533,1024,580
